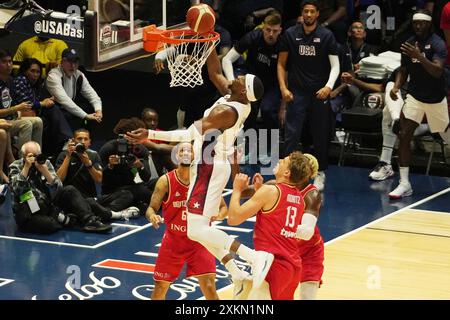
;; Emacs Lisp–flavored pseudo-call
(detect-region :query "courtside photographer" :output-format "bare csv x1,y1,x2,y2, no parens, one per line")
9,141,111,234
99,117,154,213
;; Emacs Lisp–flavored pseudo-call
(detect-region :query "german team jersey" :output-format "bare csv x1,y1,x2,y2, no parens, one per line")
161,170,189,238
298,184,323,251
253,183,304,267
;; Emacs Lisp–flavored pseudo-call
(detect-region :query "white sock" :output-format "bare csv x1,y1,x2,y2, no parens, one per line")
57,212,71,225
224,259,246,280
380,134,397,164
236,244,257,264
399,167,410,184
300,281,319,300
110,211,122,219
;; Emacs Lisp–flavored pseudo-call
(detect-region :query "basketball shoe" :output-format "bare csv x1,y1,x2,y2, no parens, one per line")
389,181,413,199
369,162,394,181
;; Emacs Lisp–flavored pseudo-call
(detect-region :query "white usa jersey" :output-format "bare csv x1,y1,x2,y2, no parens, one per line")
193,95,250,163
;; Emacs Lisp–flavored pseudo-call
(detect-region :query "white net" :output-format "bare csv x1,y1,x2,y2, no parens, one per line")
163,31,220,88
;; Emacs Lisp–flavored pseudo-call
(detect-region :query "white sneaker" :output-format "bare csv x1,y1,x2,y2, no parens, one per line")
313,171,326,191
369,162,394,181
120,207,140,220
389,182,413,199
233,272,253,300
251,251,274,289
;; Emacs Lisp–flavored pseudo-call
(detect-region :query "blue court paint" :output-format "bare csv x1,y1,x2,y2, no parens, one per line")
0,165,449,300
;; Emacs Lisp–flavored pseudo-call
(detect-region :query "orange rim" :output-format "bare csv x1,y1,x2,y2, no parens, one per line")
159,29,219,44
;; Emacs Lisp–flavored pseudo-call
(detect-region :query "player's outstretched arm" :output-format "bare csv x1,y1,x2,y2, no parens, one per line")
146,175,168,229
228,174,278,226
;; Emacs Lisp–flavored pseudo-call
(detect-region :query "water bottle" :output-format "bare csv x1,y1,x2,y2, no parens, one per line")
0,184,8,205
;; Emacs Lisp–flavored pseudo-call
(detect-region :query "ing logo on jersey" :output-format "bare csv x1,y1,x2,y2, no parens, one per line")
298,45,316,56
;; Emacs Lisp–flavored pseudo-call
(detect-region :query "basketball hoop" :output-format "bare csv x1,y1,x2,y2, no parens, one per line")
143,25,220,88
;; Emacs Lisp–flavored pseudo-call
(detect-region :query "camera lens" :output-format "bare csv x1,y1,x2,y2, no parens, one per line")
75,143,86,153
36,154,47,165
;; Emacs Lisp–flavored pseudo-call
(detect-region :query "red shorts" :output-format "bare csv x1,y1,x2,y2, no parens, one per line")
265,257,302,300
153,233,216,282
300,238,324,283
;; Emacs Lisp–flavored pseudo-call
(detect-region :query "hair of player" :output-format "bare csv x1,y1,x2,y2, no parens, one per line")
303,153,319,179
252,75,265,101
288,151,312,185
301,0,319,11
264,10,282,26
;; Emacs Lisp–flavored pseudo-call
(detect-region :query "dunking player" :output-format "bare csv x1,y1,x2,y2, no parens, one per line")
229,153,323,300
127,74,273,289
146,142,225,300
228,152,313,300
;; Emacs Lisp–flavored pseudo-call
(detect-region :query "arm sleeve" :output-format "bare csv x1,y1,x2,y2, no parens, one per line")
222,47,241,80
46,70,88,119
147,123,201,142
80,73,102,112
295,212,318,241
325,55,340,89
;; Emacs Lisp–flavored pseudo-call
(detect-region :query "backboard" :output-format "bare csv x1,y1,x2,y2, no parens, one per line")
1,0,198,71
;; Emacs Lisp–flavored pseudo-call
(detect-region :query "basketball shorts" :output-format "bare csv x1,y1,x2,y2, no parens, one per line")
300,238,324,283
265,257,302,300
153,233,216,282
403,94,449,133
187,160,230,218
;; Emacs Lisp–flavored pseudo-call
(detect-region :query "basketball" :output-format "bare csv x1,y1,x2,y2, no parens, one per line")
186,4,216,34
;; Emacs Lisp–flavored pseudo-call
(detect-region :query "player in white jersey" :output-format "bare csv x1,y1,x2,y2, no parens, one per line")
127,74,274,289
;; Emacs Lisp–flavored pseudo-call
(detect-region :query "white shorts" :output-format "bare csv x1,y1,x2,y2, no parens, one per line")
403,94,449,133
186,160,230,218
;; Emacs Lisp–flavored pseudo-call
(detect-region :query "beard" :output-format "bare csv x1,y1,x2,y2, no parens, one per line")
180,163,191,167
303,20,316,26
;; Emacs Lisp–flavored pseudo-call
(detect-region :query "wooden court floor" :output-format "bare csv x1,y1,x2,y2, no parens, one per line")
218,209,450,300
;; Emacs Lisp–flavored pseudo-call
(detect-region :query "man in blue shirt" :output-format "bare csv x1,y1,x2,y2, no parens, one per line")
389,10,449,199
277,0,340,191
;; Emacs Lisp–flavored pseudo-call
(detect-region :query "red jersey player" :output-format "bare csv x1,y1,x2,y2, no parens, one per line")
294,154,323,300
228,151,313,300
249,153,323,300
145,142,226,300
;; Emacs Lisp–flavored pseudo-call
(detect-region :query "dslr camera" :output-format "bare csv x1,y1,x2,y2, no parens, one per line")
75,143,86,154
117,134,136,166
116,134,147,167
35,154,48,165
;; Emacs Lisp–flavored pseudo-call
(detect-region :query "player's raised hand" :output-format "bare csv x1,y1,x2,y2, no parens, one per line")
126,128,148,144
233,173,250,192
252,173,264,191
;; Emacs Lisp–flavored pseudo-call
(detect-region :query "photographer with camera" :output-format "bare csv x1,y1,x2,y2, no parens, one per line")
99,118,154,213
56,128,139,221
9,141,111,234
